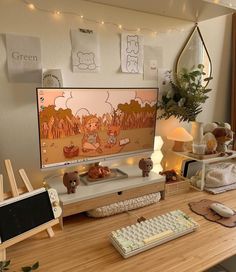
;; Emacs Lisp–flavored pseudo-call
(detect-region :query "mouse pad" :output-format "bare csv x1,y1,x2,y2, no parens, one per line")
189,199,236,228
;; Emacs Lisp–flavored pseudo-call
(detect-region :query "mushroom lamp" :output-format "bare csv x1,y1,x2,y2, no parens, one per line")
167,127,193,152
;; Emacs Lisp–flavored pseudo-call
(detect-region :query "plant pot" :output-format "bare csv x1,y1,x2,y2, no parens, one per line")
191,121,204,145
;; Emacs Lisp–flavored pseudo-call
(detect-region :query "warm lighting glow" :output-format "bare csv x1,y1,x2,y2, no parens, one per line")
118,24,122,29
167,127,193,142
28,3,35,10
55,10,61,15
152,151,163,164
151,136,164,172
154,136,164,151
137,28,140,32
101,21,104,25
80,15,84,19
167,127,193,152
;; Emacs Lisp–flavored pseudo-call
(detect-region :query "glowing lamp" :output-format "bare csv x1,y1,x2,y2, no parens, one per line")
167,127,193,152
151,136,164,172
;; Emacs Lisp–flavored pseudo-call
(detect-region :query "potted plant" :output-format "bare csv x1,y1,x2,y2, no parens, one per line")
157,64,213,144
157,64,213,122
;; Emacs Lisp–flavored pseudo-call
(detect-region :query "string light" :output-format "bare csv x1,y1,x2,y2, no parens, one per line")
21,0,189,35
28,3,35,10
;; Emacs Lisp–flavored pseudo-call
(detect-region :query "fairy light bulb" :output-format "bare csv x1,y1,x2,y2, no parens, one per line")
118,24,122,29
28,3,35,10
55,10,61,15
101,21,104,25
80,15,84,19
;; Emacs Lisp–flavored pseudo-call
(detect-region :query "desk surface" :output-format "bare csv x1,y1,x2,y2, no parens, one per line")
8,189,236,272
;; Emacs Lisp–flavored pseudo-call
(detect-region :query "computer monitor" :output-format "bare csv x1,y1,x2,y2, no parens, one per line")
36,88,158,169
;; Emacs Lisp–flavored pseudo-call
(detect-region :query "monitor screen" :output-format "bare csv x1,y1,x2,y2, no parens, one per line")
36,88,158,169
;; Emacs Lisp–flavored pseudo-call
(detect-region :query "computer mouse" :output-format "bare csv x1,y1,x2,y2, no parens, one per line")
210,202,234,218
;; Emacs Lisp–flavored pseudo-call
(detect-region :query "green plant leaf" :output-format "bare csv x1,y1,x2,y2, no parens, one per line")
31,262,39,270
21,266,32,272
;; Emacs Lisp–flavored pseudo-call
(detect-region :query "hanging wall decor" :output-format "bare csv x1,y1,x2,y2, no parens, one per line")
121,33,144,74
175,23,212,86
70,29,100,73
6,33,42,83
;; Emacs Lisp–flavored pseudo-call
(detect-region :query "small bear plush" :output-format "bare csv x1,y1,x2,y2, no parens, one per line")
63,171,80,194
139,158,153,177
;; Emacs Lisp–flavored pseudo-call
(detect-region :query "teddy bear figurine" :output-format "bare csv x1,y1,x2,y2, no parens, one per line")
63,171,80,194
139,158,153,177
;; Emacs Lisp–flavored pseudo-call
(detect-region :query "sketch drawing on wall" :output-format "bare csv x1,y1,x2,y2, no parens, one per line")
70,29,100,73
121,34,143,74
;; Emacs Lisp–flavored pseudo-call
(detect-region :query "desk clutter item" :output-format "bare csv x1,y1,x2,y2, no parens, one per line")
138,158,153,177
165,177,190,196
205,162,236,188
63,171,79,194
87,192,161,217
80,168,128,185
110,209,198,258
189,199,236,227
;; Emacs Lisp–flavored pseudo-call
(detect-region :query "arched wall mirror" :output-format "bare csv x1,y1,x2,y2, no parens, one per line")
175,24,212,86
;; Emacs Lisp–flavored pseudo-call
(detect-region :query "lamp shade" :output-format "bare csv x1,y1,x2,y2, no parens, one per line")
167,127,193,152
167,127,193,142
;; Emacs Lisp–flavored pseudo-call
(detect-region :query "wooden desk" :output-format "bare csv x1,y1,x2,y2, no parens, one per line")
7,189,236,272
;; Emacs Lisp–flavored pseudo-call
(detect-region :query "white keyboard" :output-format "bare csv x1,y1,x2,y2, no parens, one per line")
110,210,198,258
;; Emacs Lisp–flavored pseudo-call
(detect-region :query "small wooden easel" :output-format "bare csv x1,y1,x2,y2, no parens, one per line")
0,159,59,261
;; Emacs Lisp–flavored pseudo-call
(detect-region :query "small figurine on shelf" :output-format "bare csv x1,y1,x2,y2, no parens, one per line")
212,127,233,152
139,158,153,177
63,171,80,194
159,169,178,183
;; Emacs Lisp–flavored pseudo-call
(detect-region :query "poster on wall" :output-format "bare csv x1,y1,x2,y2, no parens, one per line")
143,46,163,81
70,29,100,73
121,33,144,74
43,69,63,87
6,33,42,83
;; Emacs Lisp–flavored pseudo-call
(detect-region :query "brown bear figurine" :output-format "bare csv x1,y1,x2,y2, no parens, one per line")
63,171,80,194
139,158,153,177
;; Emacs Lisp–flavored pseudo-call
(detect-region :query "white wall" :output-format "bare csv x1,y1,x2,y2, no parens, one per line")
0,0,232,189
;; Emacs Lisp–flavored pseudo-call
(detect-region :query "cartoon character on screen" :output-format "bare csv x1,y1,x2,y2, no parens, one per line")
105,125,121,148
82,115,103,153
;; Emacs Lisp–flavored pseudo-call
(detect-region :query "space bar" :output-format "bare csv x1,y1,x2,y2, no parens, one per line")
143,230,174,244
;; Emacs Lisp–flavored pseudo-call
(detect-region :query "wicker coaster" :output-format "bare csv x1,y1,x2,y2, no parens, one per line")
189,199,236,228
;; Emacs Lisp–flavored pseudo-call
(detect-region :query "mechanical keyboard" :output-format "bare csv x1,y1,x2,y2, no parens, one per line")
110,209,199,258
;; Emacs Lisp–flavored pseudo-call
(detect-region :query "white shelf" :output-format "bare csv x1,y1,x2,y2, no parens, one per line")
174,150,236,190
84,0,235,22
48,165,165,205
175,150,236,164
